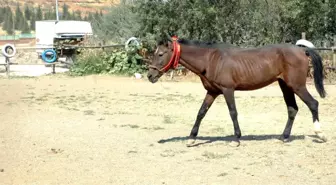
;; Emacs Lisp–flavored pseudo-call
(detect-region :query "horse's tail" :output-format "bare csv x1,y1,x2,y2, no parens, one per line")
305,48,326,98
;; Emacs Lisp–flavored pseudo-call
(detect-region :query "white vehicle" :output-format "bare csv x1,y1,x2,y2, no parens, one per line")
35,20,93,66
35,20,56,55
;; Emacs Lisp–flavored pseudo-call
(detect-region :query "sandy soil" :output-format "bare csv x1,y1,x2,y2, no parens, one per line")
0,75,336,185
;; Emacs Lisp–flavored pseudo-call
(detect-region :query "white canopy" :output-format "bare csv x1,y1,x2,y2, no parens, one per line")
295,39,315,48
54,21,93,36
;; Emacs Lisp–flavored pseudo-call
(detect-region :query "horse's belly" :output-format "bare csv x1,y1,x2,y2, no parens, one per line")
232,61,282,90
234,70,280,90
235,77,278,90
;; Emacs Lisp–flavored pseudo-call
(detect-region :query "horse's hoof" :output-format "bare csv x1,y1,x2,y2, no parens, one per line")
186,138,196,147
282,138,290,143
229,140,240,147
315,132,328,142
281,136,290,143
278,135,290,143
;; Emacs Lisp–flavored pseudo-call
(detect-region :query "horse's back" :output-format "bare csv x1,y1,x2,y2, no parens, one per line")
213,44,304,90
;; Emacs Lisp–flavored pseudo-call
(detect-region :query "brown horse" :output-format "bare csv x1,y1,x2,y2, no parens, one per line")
147,35,327,147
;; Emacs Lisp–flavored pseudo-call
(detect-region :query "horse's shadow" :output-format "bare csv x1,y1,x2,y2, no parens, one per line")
158,134,322,146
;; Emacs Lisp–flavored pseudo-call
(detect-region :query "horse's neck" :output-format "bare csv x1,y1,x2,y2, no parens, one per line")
179,44,209,75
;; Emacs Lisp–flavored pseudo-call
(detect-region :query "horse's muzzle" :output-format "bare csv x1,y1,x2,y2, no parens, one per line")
147,74,159,83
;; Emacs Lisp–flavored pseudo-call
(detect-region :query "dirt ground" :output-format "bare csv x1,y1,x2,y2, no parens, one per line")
0,74,336,185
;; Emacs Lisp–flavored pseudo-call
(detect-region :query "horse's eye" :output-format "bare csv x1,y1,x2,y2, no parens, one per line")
158,52,164,57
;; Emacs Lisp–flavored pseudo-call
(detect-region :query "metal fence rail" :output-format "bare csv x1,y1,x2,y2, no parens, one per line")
9,44,126,50
0,37,140,78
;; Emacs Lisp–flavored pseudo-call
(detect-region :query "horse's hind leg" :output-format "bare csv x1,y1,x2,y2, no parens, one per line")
222,88,241,147
278,79,298,142
294,86,327,142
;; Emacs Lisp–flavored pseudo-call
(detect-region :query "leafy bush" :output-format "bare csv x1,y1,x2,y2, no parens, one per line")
69,44,148,76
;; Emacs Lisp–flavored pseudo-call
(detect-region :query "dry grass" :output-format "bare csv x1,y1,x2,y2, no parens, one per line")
0,75,336,185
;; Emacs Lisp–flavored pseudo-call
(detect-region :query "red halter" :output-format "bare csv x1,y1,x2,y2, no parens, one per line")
157,36,181,73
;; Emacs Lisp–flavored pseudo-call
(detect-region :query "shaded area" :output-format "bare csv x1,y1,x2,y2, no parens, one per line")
158,134,309,145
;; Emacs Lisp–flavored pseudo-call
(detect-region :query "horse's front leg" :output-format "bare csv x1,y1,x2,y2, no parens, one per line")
223,88,241,147
187,91,219,147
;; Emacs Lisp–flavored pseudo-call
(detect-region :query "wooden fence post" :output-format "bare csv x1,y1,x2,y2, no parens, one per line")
5,57,10,78
333,36,336,67
301,32,306,40
170,70,174,80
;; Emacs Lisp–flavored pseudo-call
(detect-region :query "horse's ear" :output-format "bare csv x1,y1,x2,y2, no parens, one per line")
167,41,174,50
165,32,172,42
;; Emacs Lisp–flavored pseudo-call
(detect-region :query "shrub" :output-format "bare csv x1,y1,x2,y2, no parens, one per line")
69,44,148,76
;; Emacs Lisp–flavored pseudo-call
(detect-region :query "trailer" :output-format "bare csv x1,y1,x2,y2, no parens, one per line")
35,20,93,66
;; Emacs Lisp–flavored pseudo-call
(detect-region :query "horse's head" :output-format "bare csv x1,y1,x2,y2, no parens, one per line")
147,35,180,83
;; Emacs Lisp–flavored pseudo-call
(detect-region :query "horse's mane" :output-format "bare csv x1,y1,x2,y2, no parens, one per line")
177,38,236,49
177,38,218,47
157,37,238,51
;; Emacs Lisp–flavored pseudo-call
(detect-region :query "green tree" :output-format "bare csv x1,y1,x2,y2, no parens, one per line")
62,3,70,19
43,11,49,20
68,11,75,20
326,0,336,39
86,0,334,48
74,10,82,20
3,7,14,35
15,4,25,30
294,0,327,41
83,13,88,21
0,7,4,23
135,0,304,46
30,11,36,30
93,3,139,43
24,4,32,20
43,8,56,20
21,19,31,33
94,10,101,21
36,5,43,20
87,12,94,21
